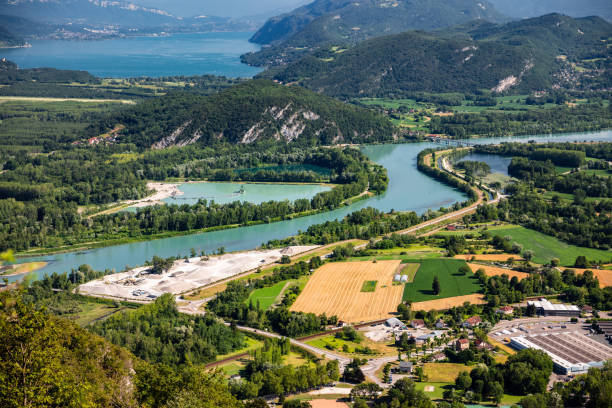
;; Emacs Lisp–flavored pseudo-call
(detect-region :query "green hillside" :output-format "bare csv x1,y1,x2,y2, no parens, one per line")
95,79,396,148
245,0,505,66
263,14,612,97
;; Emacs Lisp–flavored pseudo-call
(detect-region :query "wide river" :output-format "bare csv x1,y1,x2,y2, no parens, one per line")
12,130,612,281
1,32,262,78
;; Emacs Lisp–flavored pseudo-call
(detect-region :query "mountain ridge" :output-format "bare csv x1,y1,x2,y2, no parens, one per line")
260,14,612,97
243,0,505,67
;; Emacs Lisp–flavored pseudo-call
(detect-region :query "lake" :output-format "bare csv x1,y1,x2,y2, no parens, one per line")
161,182,331,206
12,130,612,281
1,32,262,78
457,153,513,176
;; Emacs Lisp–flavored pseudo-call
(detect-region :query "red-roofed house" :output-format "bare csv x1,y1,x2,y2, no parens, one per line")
455,338,470,351
411,319,426,329
462,316,482,328
496,306,514,316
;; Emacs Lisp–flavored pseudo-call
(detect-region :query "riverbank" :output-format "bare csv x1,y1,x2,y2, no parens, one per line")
0,261,48,277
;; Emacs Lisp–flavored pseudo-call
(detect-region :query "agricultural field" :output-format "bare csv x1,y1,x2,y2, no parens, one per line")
489,225,612,266
402,259,482,303
423,363,470,383
567,268,612,288
290,260,404,323
466,263,530,281
454,254,523,262
306,334,395,356
245,280,288,310
411,294,485,311
361,281,378,292
398,263,420,282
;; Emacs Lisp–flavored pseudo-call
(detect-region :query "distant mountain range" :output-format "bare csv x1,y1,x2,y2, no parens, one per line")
488,0,612,22
243,0,506,67
260,14,612,97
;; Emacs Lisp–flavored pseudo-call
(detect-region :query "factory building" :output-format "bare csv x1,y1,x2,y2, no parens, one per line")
527,299,580,317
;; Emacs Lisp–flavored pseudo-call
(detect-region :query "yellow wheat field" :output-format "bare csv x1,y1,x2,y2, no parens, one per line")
411,294,486,311
290,260,404,323
467,263,530,281
568,268,612,288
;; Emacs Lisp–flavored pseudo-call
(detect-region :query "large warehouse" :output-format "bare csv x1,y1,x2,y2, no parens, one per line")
510,331,612,374
527,299,580,317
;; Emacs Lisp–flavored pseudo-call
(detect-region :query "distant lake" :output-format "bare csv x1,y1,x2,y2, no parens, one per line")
1,32,263,78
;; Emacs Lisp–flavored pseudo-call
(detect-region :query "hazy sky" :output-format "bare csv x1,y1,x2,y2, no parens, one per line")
134,0,308,18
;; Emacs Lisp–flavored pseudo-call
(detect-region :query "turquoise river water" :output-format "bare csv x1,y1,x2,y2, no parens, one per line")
11,130,612,281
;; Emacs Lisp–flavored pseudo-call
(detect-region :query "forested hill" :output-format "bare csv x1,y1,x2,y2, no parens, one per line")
92,80,395,148
244,0,505,67
262,14,612,98
489,0,612,22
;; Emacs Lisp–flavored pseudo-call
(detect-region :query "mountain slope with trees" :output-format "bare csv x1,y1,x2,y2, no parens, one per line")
95,79,395,148
262,14,612,97
489,0,612,22
244,0,505,66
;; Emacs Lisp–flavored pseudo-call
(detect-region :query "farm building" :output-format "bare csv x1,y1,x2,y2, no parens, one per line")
527,299,580,317
394,274,402,282
386,317,407,329
510,332,612,374
400,275,409,283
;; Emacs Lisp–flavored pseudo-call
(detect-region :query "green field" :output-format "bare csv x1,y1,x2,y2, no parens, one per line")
361,280,378,292
400,263,420,282
245,281,287,310
402,259,482,302
490,225,612,266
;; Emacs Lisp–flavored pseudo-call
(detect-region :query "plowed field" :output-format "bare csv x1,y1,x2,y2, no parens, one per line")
290,260,404,323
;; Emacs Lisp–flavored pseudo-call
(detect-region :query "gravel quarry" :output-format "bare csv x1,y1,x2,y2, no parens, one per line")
78,246,318,301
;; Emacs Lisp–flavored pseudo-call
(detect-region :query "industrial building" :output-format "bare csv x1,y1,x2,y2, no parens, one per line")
527,299,580,317
595,321,612,340
510,332,612,374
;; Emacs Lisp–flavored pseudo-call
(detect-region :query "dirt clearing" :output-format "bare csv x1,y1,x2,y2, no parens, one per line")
411,294,485,311
291,260,404,323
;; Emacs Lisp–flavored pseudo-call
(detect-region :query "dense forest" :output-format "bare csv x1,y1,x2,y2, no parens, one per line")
90,294,245,367
0,146,386,252
430,101,612,138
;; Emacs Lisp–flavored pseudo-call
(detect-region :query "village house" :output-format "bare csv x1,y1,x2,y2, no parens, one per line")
496,306,514,316
462,316,482,328
455,338,470,351
399,361,413,373
411,319,426,329
474,339,493,350
435,318,448,329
